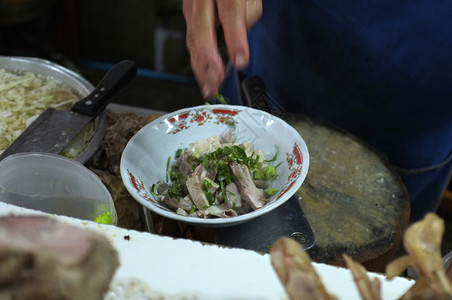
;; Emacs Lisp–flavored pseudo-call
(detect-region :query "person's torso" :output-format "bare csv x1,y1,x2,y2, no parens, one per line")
234,0,452,169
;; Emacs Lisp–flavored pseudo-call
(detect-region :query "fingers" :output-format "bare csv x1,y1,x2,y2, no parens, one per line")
217,0,262,69
245,0,263,29
216,0,249,69
182,0,263,99
183,0,225,98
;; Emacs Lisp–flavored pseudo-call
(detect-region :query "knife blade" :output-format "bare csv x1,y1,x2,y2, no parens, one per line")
0,60,137,161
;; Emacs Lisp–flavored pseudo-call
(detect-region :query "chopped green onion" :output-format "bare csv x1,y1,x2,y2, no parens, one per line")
205,190,215,204
264,145,279,162
202,178,216,204
94,212,112,224
264,166,277,179
155,135,280,216
254,170,265,180
175,148,183,158
265,188,278,197
212,93,229,104
202,178,212,189
150,183,159,198
219,180,228,204
166,156,171,182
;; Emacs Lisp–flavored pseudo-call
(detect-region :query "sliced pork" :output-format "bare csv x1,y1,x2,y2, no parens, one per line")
186,175,210,208
229,161,266,210
0,215,119,300
187,135,221,155
154,133,279,218
270,237,337,300
224,182,243,209
220,131,235,144
192,163,216,181
191,204,238,218
175,152,193,176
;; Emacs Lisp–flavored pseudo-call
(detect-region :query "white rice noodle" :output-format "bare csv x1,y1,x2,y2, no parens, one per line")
0,69,79,155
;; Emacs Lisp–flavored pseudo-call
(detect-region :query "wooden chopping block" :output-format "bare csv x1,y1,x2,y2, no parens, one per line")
285,114,410,273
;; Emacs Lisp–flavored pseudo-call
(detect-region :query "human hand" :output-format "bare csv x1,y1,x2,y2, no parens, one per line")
183,0,263,98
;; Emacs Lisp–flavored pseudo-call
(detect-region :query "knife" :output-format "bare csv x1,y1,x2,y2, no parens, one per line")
0,60,137,161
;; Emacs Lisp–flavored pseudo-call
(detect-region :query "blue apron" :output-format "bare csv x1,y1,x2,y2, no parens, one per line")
221,0,452,222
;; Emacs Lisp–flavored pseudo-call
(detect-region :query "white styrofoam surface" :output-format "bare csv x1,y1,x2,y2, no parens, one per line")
0,202,413,299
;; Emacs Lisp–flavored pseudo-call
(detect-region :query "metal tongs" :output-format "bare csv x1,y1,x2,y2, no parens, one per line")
212,68,315,252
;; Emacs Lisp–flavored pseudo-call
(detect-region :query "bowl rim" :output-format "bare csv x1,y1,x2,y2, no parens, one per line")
0,56,93,93
120,104,310,227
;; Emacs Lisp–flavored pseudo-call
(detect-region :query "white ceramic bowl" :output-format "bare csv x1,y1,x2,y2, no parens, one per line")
120,104,309,227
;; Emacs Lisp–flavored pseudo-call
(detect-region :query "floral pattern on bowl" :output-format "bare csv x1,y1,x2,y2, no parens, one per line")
120,104,309,228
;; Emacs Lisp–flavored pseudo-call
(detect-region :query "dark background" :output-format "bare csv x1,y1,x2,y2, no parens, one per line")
0,0,201,111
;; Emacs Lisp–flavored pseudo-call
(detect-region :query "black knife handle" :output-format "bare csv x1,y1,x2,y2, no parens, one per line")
241,75,272,113
71,60,137,117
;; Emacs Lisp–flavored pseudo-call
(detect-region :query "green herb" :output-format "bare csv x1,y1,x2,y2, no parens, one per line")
265,145,279,163
219,179,228,204
212,93,229,104
254,165,277,180
254,170,265,180
166,156,171,182
264,166,277,179
94,212,112,225
265,188,278,197
150,184,159,198
175,148,183,158
202,178,217,205
155,136,280,215
167,168,183,199
202,178,213,189
204,190,215,204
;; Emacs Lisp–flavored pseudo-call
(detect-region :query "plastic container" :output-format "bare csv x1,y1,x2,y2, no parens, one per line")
0,152,117,224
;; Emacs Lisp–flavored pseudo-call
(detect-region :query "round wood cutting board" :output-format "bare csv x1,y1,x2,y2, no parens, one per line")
285,114,410,272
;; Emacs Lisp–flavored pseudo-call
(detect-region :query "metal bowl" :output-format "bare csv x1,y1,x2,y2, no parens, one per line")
0,55,106,164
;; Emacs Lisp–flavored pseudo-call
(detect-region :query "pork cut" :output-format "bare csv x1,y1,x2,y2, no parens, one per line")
229,161,266,210
0,215,119,300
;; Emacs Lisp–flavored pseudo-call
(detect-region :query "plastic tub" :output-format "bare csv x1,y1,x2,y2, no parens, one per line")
0,152,117,224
